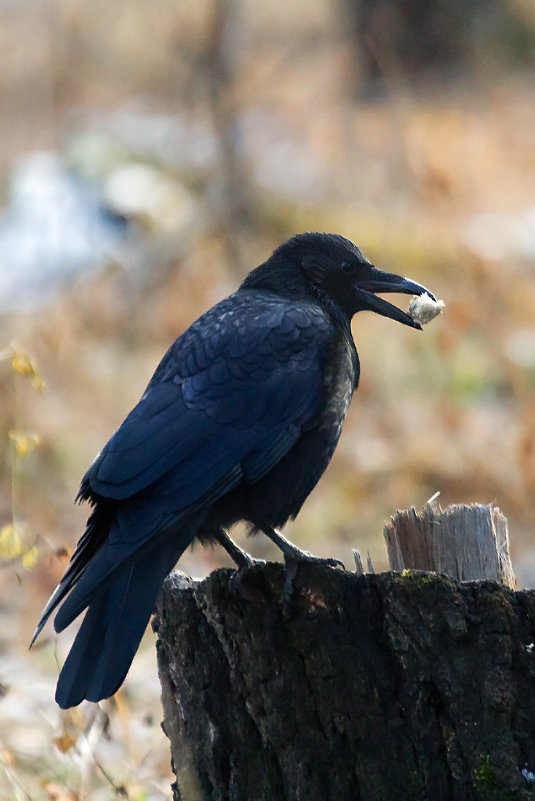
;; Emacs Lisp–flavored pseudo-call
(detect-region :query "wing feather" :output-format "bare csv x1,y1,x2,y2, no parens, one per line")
85,292,334,509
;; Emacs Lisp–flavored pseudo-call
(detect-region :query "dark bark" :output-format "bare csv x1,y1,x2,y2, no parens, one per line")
154,564,535,801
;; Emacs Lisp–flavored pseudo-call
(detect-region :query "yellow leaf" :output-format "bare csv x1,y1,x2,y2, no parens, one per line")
11,351,35,375
22,545,39,570
10,348,45,391
0,523,24,559
9,430,40,458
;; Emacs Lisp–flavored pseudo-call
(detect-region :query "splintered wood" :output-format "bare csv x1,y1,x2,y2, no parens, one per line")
384,502,516,588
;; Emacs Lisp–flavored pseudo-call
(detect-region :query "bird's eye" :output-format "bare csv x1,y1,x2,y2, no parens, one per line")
340,261,355,274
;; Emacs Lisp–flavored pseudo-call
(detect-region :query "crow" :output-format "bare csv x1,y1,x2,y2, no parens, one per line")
32,232,435,708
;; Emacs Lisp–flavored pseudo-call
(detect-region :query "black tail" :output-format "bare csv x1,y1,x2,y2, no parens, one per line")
31,501,117,647
55,536,188,708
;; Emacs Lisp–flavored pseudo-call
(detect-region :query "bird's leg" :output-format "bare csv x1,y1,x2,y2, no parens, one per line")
214,529,266,596
214,529,266,569
262,526,345,568
262,526,344,599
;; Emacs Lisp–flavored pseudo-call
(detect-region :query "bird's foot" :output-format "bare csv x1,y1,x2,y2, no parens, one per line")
283,550,344,601
228,553,267,597
213,529,267,595
261,527,344,601
214,529,258,568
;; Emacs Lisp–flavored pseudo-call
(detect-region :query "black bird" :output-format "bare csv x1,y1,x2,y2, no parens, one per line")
33,232,435,708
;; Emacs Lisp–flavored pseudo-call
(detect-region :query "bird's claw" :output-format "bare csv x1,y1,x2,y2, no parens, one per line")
229,556,267,597
282,551,345,602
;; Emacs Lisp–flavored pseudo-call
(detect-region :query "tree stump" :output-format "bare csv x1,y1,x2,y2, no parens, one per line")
384,501,516,588
154,561,535,801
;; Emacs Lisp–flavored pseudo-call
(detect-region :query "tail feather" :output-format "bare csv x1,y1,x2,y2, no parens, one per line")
52,510,205,635
30,502,116,647
55,535,190,708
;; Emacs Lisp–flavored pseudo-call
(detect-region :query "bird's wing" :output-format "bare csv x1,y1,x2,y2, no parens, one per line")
31,293,335,642
85,292,334,514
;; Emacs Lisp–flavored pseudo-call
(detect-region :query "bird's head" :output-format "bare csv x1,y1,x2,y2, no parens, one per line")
244,232,435,330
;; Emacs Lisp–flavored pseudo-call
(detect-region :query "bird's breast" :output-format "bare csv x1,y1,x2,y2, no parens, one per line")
318,333,358,441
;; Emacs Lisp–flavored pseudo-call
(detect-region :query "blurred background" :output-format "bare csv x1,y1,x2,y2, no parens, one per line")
1,0,535,798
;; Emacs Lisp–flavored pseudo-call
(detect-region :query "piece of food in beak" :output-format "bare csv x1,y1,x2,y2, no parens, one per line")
407,293,445,325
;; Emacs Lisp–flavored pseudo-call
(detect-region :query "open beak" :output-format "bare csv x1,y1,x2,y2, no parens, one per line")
354,266,436,330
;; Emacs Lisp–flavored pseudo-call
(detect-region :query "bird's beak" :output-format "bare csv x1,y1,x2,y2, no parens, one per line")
354,266,436,330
